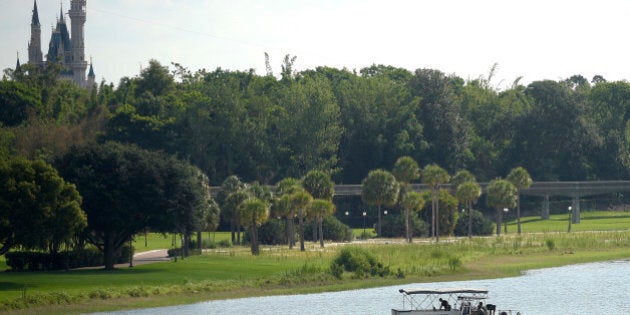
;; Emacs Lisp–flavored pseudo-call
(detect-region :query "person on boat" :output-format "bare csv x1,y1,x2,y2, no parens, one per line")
439,298,451,311
477,302,487,315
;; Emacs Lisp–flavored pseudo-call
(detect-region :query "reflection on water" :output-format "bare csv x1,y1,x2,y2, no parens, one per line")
97,260,630,314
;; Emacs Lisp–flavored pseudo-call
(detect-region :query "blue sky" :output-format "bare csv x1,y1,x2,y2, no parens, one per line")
2,0,630,88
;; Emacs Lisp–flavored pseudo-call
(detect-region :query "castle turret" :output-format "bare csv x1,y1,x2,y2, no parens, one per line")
87,59,95,89
15,53,21,72
28,0,43,67
68,0,87,86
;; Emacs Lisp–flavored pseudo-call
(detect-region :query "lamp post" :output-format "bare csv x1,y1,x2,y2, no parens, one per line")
503,208,509,234
362,211,367,238
567,206,573,233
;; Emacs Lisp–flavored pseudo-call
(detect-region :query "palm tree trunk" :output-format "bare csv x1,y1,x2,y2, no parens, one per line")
517,194,522,234
319,217,325,248
467,202,473,239
377,205,382,237
289,218,295,249
405,209,411,243
251,224,259,255
496,208,502,236
299,210,305,251
436,192,440,242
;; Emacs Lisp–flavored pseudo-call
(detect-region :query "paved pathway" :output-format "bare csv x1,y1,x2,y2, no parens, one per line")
126,249,170,267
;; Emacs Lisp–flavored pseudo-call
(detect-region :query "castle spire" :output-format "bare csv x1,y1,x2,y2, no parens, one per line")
16,52,21,72
28,0,43,66
32,0,40,25
59,2,64,22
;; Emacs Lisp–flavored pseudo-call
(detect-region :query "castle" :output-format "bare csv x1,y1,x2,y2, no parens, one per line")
24,0,95,88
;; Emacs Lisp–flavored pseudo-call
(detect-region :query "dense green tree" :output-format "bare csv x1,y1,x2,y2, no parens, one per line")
506,166,533,234
588,81,630,178
361,169,399,237
278,75,343,177
161,163,215,258
0,80,42,126
515,80,600,180
486,178,518,236
134,59,175,98
409,69,472,171
0,158,86,255
55,142,201,269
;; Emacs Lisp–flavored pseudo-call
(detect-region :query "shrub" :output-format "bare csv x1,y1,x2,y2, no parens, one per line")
254,218,287,245
330,247,390,278
453,209,495,236
545,239,556,251
380,213,430,238
4,246,130,271
303,216,354,242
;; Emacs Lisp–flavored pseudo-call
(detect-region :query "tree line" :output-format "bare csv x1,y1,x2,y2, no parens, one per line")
4,59,630,185
1,58,629,262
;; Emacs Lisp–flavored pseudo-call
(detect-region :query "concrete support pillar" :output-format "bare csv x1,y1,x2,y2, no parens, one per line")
541,195,550,220
572,196,581,224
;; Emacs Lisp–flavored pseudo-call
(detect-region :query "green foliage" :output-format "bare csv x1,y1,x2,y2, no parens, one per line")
418,190,460,236
330,247,390,278
545,239,556,251
380,213,430,238
392,156,420,184
303,215,354,242
0,158,86,255
302,170,334,200
0,80,42,126
249,218,286,245
5,246,131,271
454,210,494,236
55,142,207,269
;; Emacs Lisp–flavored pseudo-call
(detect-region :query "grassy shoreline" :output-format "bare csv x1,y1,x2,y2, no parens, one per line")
2,214,630,314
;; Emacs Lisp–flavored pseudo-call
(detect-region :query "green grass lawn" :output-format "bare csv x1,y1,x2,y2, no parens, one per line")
2,210,630,314
506,211,630,233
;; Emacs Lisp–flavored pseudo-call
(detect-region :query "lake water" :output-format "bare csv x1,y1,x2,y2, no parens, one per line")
97,260,630,314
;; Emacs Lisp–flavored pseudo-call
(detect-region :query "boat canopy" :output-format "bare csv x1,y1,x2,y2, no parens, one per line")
398,288,489,295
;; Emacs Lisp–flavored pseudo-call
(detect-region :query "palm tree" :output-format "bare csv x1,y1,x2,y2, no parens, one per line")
486,178,518,236
361,169,399,237
302,170,335,243
274,177,301,248
290,189,313,251
308,199,335,247
456,181,482,238
507,167,533,234
240,197,269,255
218,175,245,244
450,170,476,192
223,190,249,245
392,156,421,242
401,191,425,242
422,164,450,241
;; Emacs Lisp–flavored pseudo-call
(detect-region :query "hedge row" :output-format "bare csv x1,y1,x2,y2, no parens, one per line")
5,246,133,271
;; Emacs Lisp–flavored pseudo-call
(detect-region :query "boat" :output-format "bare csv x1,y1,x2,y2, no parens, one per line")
392,288,521,315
